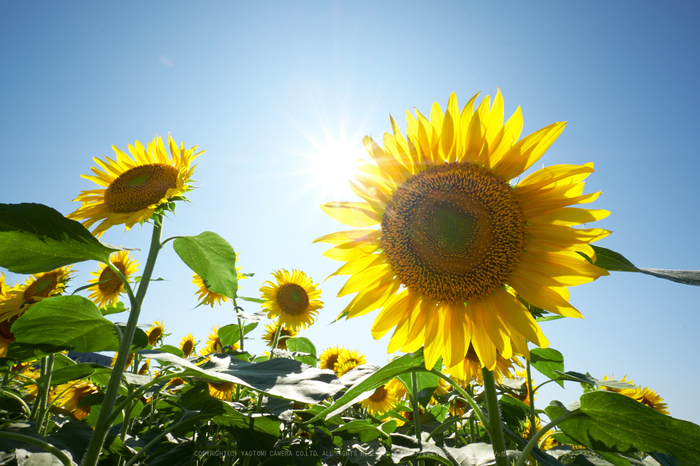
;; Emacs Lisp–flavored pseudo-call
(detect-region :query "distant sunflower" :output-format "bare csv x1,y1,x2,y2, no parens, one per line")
361,382,400,415
262,321,298,350
138,359,150,375
208,381,236,401
146,320,166,346
193,253,246,307
180,333,197,358
0,267,73,322
260,269,323,331
509,369,535,406
87,251,139,307
522,417,557,451
68,134,203,237
315,91,609,370
335,349,367,376
319,346,344,373
447,344,521,384
111,352,134,370
601,376,669,415
202,325,239,355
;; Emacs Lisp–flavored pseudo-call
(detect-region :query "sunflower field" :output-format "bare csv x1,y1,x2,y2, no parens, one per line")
1,93,700,466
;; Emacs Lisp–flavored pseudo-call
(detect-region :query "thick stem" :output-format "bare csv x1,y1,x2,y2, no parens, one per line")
515,414,569,466
37,353,55,435
81,216,163,466
410,371,423,450
481,368,509,466
269,323,282,358
526,358,537,438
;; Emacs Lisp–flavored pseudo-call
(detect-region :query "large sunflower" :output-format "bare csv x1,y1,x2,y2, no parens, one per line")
0,267,73,322
68,134,203,237
260,269,323,331
87,251,139,308
315,91,609,370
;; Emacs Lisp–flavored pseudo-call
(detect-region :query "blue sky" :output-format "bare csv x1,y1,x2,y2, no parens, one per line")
2,1,699,423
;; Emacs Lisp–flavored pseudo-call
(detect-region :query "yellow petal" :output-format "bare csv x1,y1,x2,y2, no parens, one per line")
320,202,381,227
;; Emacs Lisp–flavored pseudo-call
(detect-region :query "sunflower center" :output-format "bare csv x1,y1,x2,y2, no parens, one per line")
182,340,194,357
276,284,310,316
369,386,388,402
104,164,179,213
24,273,60,301
381,162,525,302
98,263,127,296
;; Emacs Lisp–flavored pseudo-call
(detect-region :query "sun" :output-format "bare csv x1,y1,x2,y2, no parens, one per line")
303,136,364,201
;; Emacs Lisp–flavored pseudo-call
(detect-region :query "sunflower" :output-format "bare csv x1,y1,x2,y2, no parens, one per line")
319,346,345,373
0,273,9,299
335,349,367,376
208,381,236,401
111,352,134,370
68,134,203,237
180,333,197,358
361,382,401,415
315,91,609,370
386,377,407,401
600,376,669,414
447,344,521,384
260,269,323,331
146,320,166,346
0,267,73,322
202,325,239,355
138,359,150,375
193,253,246,307
87,251,139,307
507,369,536,406
522,417,557,451
262,321,298,350
53,380,99,421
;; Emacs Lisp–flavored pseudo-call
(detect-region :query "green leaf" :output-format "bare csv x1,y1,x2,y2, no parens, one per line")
172,232,239,298
530,348,565,388
398,369,439,408
286,337,317,356
0,203,120,274
218,322,258,347
238,296,265,304
157,345,184,357
37,363,102,386
12,296,119,352
554,391,700,463
101,301,128,316
586,246,700,287
333,419,387,442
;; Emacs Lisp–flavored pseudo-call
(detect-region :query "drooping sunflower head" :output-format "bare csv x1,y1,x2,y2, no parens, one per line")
0,267,73,323
208,381,236,401
262,321,298,350
180,333,197,358
146,320,166,346
260,269,323,331
53,380,100,421
87,251,139,308
193,253,246,307
334,349,367,377
319,346,344,373
446,344,521,384
361,382,401,416
316,90,610,370
68,134,203,237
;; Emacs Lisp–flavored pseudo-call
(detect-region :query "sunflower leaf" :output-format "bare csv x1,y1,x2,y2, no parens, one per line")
530,348,565,388
0,203,121,274
12,295,119,353
172,232,239,298
549,391,700,463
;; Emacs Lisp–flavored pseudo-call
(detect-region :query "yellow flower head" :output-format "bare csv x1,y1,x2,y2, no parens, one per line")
319,346,344,373
0,267,73,322
361,382,401,416
208,381,236,401
146,320,166,346
386,378,407,401
601,375,669,415
180,333,197,358
202,325,239,355
262,321,298,350
138,359,151,375
111,352,134,370
193,253,246,307
522,417,557,450
447,344,521,384
53,380,100,421
335,349,367,376
260,269,323,331
87,251,139,308
315,91,610,370
68,134,203,237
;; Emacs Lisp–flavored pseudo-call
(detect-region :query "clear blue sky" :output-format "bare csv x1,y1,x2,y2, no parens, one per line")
2,1,699,423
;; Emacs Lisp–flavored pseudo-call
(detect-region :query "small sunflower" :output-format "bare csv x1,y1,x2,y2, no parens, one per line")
522,417,557,451
319,346,345,373
0,267,73,322
260,269,323,331
208,381,236,401
315,91,609,370
193,253,246,307
146,320,166,346
447,344,521,384
202,325,239,355
138,359,150,375
361,382,400,415
262,321,298,350
111,352,134,370
335,349,367,376
87,251,139,307
180,333,197,358
68,134,203,237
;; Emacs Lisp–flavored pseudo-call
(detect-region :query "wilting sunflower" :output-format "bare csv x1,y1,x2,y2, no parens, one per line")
361,382,401,415
447,344,521,384
68,134,203,237
208,381,236,401
87,251,139,308
319,346,344,373
260,269,323,331
262,321,298,350
193,253,246,307
0,267,73,322
335,349,367,376
180,333,197,358
315,91,609,370
146,320,166,346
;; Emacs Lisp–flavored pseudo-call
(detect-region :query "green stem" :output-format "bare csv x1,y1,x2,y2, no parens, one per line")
514,414,569,466
0,389,32,417
526,358,537,440
269,323,282,358
0,431,73,466
481,368,508,466
125,414,209,466
36,354,54,434
81,216,164,466
410,372,422,450
235,301,244,352
428,369,489,432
